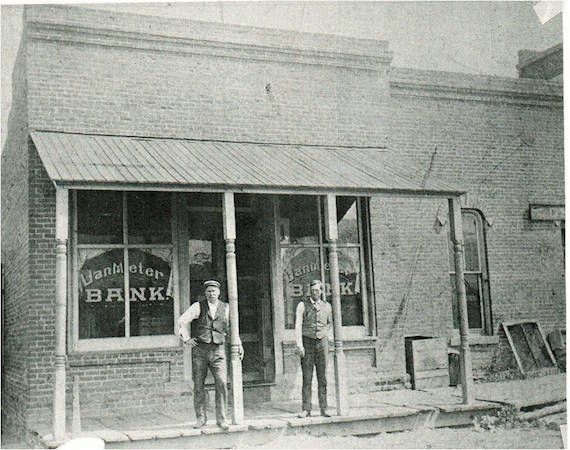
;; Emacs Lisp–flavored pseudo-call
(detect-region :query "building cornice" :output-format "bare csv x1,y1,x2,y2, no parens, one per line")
25,5,393,72
390,68,563,108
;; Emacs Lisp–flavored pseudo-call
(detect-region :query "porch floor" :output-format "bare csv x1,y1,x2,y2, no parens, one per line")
37,373,566,448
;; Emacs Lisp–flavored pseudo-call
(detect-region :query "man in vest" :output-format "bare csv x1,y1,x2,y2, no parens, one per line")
177,280,243,430
295,279,333,418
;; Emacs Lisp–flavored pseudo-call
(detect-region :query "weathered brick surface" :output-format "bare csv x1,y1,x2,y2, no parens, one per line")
1,5,564,435
369,70,564,376
1,44,31,441
24,5,391,148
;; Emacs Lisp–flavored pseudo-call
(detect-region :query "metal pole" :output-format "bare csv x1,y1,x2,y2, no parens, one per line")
54,187,69,440
448,197,474,404
324,194,349,415
222,192,244,424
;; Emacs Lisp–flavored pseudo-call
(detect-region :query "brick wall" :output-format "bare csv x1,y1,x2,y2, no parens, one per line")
25,5,391,148
368,68,565,378
2,5,564,431
25,144,192,424
1,44,31,441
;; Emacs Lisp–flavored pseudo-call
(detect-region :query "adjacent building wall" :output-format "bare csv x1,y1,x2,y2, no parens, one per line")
1,43,31,439
373,68,565,376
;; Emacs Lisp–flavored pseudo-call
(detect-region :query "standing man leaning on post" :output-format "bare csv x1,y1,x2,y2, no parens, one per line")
177,280,243,431
295,279,333,418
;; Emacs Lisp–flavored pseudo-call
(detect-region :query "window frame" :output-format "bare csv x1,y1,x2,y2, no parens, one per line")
449,209,492,336
279,195,374,339
70,190,180,353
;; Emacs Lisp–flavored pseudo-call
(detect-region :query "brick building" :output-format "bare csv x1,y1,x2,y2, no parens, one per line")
1,5,564,442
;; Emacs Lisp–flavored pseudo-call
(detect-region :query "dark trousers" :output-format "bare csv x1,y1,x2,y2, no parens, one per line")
301,336,328,412
192,342,228,423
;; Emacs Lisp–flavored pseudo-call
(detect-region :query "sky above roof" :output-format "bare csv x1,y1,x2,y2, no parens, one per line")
0,1,563,149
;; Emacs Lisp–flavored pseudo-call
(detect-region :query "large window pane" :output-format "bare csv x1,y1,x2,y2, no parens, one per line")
188,210,225,302
128,248,174,336
78,248,126,338
279,195,319,245
77,191,122,244
127,192,172,244
322,197,360,244
282,247,322,329
324,248,363,326
463,213,480,272
450,273,483,330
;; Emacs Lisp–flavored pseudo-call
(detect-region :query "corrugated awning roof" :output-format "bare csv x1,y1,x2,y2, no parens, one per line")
31,131,464,196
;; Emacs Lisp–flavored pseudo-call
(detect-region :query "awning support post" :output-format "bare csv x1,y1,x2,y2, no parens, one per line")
222,192,244,424
448,197,474,404
324,194,349,416
54,186,69,440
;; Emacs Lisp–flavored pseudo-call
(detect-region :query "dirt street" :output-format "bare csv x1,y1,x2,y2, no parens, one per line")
248,424,565,449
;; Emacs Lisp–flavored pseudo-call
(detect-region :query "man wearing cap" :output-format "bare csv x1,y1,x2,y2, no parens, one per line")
177,280,243,431
295,279,333,418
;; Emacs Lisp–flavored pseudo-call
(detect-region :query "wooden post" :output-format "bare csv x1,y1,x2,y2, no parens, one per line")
175,194,193,385
54,186,69,440
222,192,244,424
324,194,349,415
448,197,474,404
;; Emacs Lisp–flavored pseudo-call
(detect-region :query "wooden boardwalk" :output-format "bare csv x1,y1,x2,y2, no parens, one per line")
37,373,565,449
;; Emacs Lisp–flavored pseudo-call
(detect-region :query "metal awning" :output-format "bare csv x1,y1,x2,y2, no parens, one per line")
31,131,464,196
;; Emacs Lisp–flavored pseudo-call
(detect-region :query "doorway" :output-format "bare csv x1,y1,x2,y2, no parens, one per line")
186,193,274,382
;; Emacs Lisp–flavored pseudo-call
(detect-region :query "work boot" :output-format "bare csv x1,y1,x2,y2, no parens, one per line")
320,409,331,417
217,420,230,431
193,416,207,429
297,410,311,418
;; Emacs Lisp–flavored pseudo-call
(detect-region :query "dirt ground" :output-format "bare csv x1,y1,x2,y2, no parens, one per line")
248,423,566,449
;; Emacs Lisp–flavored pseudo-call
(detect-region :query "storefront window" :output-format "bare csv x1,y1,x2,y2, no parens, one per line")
77,191,123,244
280,195,371,331
75,191,174,341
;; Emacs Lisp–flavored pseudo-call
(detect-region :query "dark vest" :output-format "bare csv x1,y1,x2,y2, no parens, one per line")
191,300,228,344
301,298,331,339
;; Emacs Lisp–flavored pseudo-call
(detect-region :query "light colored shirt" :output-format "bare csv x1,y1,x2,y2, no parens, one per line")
177,300,230,342
294,298,334,347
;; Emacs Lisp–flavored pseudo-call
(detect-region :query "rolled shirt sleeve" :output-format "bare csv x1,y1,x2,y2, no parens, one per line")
294,301,305,348
177,302,201,342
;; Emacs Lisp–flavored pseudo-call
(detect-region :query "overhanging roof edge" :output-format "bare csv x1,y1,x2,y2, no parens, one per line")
53,179,466,197
32,131,466,197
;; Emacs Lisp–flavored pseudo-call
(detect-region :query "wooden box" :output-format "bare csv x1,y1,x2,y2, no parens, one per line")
405,336,450,389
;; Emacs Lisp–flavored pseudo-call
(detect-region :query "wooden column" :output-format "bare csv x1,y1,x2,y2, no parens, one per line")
448,197,474,404
324,194,349,415
222,192,244,424
54,186,69,440
175,194,193,385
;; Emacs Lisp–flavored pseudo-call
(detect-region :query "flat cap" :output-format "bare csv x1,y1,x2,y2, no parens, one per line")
204,280,221,289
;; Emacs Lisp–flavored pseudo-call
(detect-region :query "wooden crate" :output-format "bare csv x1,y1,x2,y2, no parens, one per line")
405,336,450,389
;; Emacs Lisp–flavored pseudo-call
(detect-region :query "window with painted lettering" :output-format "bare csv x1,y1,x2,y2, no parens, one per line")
279,195,373,336
75,191,175,344
448,210,491,334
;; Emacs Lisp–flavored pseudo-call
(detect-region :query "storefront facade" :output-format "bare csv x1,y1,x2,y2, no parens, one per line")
1,5,564,441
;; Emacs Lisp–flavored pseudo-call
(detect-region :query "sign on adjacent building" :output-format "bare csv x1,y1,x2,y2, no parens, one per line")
529,204,565,222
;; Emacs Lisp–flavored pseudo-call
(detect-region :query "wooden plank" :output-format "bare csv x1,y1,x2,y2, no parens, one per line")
502,322,527,374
